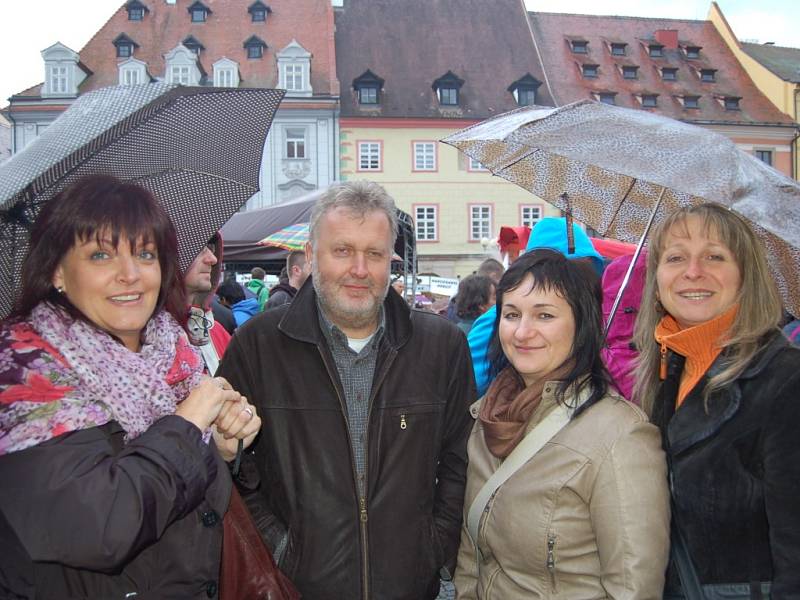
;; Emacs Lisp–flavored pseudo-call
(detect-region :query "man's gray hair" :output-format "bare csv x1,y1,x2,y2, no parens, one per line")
309,181,399,246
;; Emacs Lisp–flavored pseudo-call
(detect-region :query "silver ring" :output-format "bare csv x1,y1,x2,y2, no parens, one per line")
242,407,254,419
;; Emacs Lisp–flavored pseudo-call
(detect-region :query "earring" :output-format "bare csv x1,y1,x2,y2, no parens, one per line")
56,286,64,294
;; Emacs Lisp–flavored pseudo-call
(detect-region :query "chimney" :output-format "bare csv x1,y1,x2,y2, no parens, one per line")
654,29,678,49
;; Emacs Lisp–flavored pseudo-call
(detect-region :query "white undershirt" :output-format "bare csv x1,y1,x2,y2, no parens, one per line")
347,331,376,354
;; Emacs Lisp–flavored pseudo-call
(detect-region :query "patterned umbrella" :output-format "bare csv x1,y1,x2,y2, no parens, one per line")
443,99,800,316
258,223,309,251
0,83,284,318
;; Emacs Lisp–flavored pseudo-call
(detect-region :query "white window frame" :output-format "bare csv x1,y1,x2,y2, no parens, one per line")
283,63,304,91
213,58,239,88
415,205,438,241
164,45,200,86
468,157,489,172
413,142,436,171
171,65,191,85
520,204,543,228
358,142,381,171
469,204,492,242
50,66,68,94
123,68,140,85
285,128,306,159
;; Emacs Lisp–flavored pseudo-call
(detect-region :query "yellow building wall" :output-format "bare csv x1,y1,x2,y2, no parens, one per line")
340,121,562,277
708,2,799,178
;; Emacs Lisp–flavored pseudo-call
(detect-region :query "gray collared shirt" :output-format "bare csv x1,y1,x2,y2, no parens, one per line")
317,301,385,496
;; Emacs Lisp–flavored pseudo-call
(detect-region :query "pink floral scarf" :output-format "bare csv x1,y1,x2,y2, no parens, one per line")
0,302,203,455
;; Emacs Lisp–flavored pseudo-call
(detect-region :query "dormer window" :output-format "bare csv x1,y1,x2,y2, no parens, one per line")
682,95,700,109
610,43,627,56
582,64,599,78
42,42,88,98
213,58,240,87
126,0,148,21
622,65,638,79
684,46,701,59
648,44,664,57
508,74,542,107
243,35,267,59
248,1,271,22
277,39,313,97
641,94,658,107
571,40,588,54
432,71,464,106
724,96,741,110
112,34,139,59
119,57,148,86
700,68,717,82
188,1,211,22
182,36,205,55
353,69,384,105
164,44,201,85
597,92,616,105
661,67,678,81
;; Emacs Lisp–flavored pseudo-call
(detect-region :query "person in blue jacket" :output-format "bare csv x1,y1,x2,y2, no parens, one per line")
217,279,260,328
467,218,604,395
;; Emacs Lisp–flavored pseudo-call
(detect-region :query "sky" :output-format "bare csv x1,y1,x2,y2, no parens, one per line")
0,0,797,109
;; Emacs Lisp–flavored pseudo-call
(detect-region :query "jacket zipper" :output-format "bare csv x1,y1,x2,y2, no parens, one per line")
317,344,397,600
359,348,397,599
547,533,558,592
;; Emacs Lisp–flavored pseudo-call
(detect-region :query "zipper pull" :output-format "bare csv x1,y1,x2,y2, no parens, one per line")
359,497,368,523
659,344,668,380
400,414,407,430
546,534,556,571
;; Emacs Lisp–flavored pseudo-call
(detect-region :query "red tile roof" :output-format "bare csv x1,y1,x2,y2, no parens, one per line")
14,0,338,98
528,12,793,126
335,0,554,119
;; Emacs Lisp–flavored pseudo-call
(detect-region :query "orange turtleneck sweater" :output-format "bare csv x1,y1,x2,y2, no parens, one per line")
654,305,738,408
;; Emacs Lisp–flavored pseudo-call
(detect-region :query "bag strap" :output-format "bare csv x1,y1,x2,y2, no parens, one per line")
467,402,572,544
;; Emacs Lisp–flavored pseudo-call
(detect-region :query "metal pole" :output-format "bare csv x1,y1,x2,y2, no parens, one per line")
603,187,665,340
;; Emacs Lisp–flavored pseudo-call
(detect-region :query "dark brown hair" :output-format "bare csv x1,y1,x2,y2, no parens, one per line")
13,174,186,327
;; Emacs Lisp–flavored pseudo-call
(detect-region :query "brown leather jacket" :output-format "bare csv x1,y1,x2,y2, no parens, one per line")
217,281,476,600
454,387,670,599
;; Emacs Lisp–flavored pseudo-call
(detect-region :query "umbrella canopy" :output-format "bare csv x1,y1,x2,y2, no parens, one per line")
259,223,309,251
590,237,637,259
443,99,800,315
498,226,531,254
0,83,284,318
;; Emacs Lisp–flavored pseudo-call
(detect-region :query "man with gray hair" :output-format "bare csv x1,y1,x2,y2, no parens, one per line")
218,180,475,599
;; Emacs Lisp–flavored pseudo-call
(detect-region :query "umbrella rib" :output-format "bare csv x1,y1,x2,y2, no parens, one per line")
604,177,638,237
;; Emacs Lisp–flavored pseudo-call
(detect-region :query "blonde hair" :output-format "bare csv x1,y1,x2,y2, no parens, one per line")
633,203,782,415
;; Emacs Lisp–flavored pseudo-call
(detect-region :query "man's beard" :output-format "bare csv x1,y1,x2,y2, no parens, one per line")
312,259,389,333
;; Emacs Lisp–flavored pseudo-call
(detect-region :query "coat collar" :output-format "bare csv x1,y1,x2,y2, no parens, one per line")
666,330,788,455
278,277,412,350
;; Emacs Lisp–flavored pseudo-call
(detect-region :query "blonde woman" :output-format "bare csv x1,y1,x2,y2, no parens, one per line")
633,203,800,598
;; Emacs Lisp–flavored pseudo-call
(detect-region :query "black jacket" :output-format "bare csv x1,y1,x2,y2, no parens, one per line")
217,279,476,600
653,331,800,597
0,417,231,599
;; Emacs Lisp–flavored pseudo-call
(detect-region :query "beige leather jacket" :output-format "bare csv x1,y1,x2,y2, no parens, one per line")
454,385,670,599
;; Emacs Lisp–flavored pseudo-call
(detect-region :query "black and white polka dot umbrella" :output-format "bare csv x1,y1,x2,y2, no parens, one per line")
0,83,284,318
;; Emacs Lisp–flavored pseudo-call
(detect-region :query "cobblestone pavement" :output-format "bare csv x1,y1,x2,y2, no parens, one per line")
437,580,455,600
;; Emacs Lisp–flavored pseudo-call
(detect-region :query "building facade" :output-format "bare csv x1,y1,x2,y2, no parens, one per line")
708,2,800,180
528,11,798,178
5,0,340,208
335,0,559,278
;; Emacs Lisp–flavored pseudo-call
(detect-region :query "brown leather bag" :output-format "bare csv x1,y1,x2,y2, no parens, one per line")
219,486,301,600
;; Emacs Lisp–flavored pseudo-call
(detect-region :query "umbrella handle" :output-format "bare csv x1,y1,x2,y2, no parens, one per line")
561,193,575,255
603,187,665,342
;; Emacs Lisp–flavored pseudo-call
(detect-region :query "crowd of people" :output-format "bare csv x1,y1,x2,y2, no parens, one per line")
1,174,798,599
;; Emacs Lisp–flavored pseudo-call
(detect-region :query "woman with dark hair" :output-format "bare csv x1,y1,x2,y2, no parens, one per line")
455,274,495,334
0,175,261,597
633,203,800,598
454,249,669,599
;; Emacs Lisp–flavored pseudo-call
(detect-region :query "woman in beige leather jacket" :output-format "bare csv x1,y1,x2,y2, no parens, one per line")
454,249,670,599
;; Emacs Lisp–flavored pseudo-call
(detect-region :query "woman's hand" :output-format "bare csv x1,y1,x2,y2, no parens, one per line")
212,396,262,462
175,376,241,433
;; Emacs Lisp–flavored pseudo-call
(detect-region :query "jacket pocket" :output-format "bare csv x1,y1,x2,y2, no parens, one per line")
546,531,558,594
